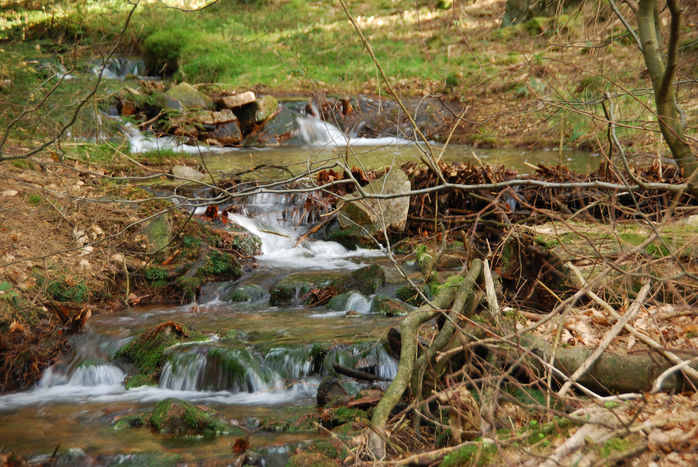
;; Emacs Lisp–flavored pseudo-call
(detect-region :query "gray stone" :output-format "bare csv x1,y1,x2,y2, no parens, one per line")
338,168,410,235
171,165,206,181
222,91,256,108
142,213,172,254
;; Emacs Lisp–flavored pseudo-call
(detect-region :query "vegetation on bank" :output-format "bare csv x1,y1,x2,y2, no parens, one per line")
1,0,695,151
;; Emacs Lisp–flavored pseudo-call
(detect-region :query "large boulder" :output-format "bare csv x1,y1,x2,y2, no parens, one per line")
331,264,386,296
338,168,410,237
165,82,214,111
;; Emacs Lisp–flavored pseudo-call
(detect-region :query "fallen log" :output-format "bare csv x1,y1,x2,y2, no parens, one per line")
333,363,388,382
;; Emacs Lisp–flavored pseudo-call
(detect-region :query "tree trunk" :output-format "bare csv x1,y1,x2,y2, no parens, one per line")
635,0,697,191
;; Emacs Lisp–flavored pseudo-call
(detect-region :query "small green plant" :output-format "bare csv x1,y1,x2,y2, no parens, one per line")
38,275,89,302
27,194,42,205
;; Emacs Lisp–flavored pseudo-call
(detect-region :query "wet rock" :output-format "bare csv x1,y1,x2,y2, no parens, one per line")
269,271,342,306
316,376,349,408
210,120,242,145
165,82,214,111
225,284,267,303
150,398,243,436
243,106,298,146
338,168,410,236
253,95,279,122
333,264,386,296
370,295,409,316
142,212,172,254
222,91,256,109
170,165,206,182
326,292,353,311
326,224,378,250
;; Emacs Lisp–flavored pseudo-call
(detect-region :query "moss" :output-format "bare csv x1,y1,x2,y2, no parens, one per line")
124,373,157,389
370,295,408,316
439,441,496,467
199,250,240,278
395,283,432,306
330,406,367,425
340,264,386,296
431,274,465,297
27,194,42,205
141,30,186,76
150,398,238,436
618,232,646,246
227,288,251,303
112,414,146,431
600,436,633,458
115,321,197,379
144,266,169,282
38,275,90,303
174,275,200,301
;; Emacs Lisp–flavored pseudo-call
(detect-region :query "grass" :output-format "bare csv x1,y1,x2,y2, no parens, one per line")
1,0,695,153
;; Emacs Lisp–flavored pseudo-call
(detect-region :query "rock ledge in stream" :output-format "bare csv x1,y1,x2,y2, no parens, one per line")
115,321,205,388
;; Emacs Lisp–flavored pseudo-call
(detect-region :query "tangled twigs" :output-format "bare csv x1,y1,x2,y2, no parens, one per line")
411,259,483,436
366,276,464,459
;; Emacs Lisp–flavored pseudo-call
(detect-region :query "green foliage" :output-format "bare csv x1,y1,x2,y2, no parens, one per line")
142,29,187,76
144,266,169,282
439,441,496,467
37,275,90,303
200,250,239,277
27,194,42,205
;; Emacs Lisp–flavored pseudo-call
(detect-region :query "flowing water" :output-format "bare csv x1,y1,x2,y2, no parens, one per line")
0,98,603,464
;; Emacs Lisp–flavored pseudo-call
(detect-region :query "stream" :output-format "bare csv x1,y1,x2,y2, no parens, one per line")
0,60,605,464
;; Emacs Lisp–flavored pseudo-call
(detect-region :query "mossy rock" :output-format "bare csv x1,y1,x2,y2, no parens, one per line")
370,295,409,316
112,414,146,431
225,284,267,303
326,225,377,250
395,283,433,306
164,82,214,111
331,265,385,296
199,250,242,279
150,398,243,436
326,292,353,311
269,271,341,306
115,321,202,384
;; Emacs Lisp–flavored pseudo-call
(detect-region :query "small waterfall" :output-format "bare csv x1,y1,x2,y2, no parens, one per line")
94,57,148,80
228,192,382,270
293,113,409,147
38,363,125,388
344,292,372,314
160,346,283,393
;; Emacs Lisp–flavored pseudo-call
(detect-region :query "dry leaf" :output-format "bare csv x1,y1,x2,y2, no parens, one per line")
9,320,24,333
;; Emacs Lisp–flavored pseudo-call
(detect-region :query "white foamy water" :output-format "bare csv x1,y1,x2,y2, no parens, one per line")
227,192,383,270
294,114,409,147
